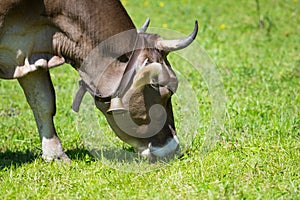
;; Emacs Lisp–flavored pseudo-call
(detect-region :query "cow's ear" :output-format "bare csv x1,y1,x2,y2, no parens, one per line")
95,57,129,98
77,53,128,99
78,29,138,98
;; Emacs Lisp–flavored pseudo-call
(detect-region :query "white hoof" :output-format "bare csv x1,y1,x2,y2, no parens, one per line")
41,136,71,162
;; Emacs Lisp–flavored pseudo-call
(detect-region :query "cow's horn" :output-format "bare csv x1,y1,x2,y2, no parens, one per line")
139,18,150,33
107,97,127,114
156,21,198,51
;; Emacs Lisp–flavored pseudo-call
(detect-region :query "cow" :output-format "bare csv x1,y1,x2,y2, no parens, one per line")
0,0,198,161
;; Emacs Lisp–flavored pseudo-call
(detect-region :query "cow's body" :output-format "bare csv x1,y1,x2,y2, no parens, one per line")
0,0,134,78
0,0,197,161
0,0,56,78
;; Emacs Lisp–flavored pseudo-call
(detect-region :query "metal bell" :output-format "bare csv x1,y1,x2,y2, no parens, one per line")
107,97,127,114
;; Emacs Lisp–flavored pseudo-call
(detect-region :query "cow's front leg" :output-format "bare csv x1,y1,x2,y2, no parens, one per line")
18,69,70,162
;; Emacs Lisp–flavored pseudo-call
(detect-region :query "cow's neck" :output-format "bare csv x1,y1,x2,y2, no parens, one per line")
45,0,136,68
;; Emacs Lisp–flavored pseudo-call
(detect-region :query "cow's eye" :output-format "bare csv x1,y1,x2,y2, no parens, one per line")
117,54,129,63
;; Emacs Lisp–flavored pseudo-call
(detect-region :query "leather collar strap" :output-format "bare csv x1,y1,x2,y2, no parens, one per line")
72,80,90,112
111,34,141,98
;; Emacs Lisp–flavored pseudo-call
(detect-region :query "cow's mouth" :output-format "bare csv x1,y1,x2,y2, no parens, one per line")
138,134,179,159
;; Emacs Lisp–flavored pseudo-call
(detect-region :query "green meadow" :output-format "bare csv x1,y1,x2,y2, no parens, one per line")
0,0,299,199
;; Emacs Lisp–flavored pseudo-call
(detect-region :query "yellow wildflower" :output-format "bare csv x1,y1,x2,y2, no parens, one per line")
159,2,165,7
121,0,127,6
219,24,226,30
293,0,298,2
162,23,168,28
144,1,149,6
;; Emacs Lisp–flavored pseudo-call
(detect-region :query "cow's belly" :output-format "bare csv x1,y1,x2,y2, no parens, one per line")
0,3,59,79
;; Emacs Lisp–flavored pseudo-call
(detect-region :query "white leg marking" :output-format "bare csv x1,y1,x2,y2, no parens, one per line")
150,135,179,158
42,137,70,162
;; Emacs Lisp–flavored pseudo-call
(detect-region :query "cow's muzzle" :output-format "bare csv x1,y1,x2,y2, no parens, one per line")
139,134,179,159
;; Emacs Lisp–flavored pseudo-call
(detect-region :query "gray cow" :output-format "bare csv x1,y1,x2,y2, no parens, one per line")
0,0,198,161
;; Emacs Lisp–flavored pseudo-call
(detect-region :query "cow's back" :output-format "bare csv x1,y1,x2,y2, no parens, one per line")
43,0,135,46
43,0,136,65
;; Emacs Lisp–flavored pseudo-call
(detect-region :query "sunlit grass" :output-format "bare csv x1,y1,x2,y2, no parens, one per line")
1,0,300,199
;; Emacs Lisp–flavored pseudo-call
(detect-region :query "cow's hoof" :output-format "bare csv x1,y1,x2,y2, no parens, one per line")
42,136,71,162
42,152,71,163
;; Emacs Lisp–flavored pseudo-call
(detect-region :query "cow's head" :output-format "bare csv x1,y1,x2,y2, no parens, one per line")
74,19,198,159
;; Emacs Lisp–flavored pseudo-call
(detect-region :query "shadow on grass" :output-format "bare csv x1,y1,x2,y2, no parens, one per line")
65,148,96,161
0,147,184,170
0,149,37,170
90,148,146,163
0,148,94,170
88,147,182,164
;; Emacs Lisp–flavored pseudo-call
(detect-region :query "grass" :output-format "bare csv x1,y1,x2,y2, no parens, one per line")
1,0,300,199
